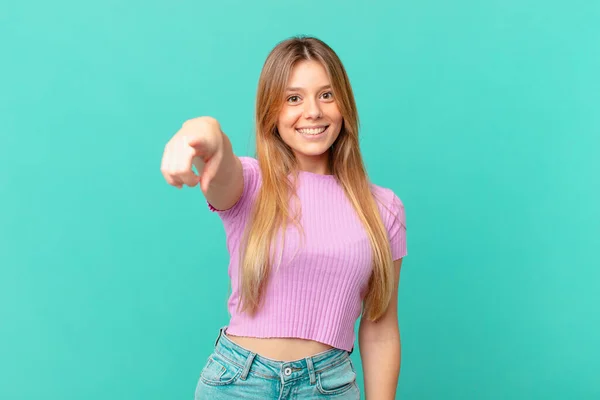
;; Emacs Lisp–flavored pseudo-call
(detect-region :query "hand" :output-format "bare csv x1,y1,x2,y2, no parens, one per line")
160,116,225,192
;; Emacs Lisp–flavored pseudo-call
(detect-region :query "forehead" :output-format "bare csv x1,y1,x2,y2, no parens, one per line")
286,60,330,88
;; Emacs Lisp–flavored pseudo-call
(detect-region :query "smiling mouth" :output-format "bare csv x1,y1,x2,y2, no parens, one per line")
295,126,329,135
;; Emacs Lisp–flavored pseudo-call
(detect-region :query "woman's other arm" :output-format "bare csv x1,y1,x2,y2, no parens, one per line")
358,258,403,400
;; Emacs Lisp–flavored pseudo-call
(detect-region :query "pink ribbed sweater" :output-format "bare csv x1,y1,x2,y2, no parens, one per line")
207,157,407,352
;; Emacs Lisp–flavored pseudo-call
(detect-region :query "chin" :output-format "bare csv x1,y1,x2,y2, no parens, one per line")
293,145,331,157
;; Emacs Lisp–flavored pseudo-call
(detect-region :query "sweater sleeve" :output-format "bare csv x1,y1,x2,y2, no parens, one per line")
388,191,407,261
206,156,261,223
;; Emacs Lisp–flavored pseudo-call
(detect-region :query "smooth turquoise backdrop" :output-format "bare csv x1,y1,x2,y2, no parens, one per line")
1,1,599,399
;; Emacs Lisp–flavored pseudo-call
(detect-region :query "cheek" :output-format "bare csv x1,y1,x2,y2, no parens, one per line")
279,108,302,129
325,104,343,123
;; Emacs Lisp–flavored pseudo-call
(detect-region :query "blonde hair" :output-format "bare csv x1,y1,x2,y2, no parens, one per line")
237,36,397,321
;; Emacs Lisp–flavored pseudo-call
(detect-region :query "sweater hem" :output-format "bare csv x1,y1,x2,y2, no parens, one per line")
225,325,354,353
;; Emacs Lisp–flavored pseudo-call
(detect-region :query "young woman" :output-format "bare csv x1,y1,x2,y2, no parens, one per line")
161,36,407,400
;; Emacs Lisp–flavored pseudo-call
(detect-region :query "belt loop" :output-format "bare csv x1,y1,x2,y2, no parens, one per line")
306,357,316,385
214,326,224,348
240,352,256,380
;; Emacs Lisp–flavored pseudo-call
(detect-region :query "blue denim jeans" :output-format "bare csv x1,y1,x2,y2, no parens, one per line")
194,327,361,399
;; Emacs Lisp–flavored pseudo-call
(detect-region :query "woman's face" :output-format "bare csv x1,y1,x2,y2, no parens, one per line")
276,60,343,174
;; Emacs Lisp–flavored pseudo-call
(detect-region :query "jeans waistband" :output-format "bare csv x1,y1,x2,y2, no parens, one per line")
212,326,352,382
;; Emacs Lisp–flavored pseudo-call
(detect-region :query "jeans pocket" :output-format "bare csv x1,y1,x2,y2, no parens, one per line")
199,352,242,387
316,358,358,396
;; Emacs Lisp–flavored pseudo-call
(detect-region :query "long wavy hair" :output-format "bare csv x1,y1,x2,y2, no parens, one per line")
237,36,397,321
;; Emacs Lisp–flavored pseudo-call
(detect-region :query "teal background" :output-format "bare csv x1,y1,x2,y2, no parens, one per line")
1,0,599,399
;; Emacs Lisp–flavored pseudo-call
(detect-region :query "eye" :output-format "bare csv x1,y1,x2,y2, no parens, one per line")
287,95,300,103
321,91,334,100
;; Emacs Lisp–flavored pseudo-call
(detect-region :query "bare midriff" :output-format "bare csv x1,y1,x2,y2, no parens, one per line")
225,332,335,362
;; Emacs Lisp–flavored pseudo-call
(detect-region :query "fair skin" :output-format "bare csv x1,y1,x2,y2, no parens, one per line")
359,258,403,399
276,59,343,175
160,60,402,398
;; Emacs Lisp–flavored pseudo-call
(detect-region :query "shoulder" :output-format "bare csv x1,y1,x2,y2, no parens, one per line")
369,182,404,215
369,182,406,232
238,156,262,185
239,156,260,171
369,182,408,259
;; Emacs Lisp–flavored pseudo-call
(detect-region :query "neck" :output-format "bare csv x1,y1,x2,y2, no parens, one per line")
294,153,331,175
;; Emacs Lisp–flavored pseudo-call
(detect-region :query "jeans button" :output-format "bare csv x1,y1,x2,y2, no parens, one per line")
284,367,292,376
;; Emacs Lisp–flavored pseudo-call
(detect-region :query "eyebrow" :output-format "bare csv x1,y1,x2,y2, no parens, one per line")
285,84,332,92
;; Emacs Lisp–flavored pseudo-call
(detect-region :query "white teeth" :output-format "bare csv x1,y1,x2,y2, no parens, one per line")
296,126,327,135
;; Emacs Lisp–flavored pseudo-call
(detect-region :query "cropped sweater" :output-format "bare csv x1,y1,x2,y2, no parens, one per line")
207,156,407,352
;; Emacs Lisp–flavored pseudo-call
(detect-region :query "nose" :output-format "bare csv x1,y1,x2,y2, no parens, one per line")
303,98,322,119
